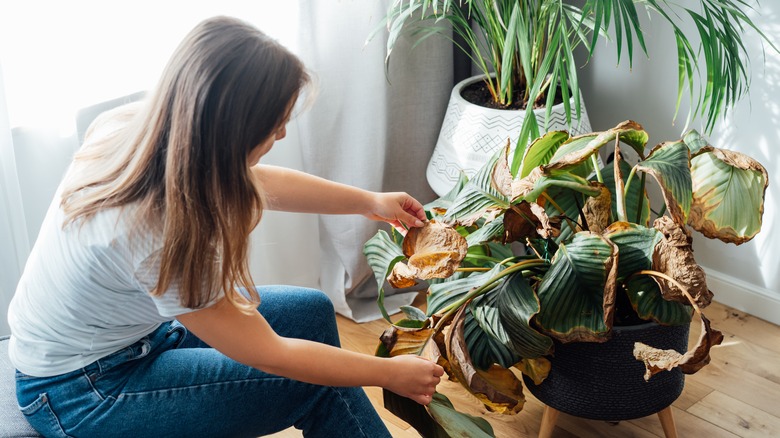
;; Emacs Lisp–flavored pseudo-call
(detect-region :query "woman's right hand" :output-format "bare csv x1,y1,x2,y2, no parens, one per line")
384,355,445,405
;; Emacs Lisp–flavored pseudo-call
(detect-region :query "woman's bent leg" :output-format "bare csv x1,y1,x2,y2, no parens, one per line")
16,286,390,438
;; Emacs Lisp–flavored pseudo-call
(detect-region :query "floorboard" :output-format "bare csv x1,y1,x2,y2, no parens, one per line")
268,297,780,437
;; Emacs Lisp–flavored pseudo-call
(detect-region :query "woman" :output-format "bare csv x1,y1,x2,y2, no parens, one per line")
8,16,442,437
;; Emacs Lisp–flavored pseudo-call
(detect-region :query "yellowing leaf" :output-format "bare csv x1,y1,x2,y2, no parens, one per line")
379,321,434,357
689,148,768,245
516,357,551,385
545,121,647,172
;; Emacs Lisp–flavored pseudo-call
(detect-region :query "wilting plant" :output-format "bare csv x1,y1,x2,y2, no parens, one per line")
363,120,768,436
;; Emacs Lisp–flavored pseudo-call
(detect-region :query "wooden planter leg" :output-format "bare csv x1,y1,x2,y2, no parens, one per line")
538,405,560,438
657,406,678,438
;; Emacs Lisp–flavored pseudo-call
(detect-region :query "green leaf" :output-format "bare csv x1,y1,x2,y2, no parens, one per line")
426,172,469,220
427,265,504,316
624,276,694,325
546,121,648,173
444,149,510,225
682,129,709,156
428,392,495,438
363,230,406,322
542,185,586,244
636,140,692,225
511,111,541,176
689,148,768,244
496,272,554,359
519,130,571,179
400,306,428,322
598,160,651,226
464,307,520,370
603,223,662,281
465,218,505,247
535,232,617,342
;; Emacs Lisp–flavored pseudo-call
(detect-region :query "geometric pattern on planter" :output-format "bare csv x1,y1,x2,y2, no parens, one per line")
427,75,592,196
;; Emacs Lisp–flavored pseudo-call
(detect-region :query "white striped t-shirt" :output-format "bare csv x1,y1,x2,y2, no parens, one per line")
7,186,219,377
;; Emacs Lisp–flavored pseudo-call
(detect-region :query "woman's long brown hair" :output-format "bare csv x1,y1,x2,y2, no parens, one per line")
61,16,309,310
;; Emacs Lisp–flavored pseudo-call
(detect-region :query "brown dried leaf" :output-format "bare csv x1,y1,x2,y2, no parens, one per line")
652,216,712,308
503,201,561,242
380,323,434,357
387,221,468,287
633,312,724,380
492,139,514,198
403,221,467,259
430,325,454,379
583,183,612,234
511,166,544,201
446,307,525,414
387,262,419,289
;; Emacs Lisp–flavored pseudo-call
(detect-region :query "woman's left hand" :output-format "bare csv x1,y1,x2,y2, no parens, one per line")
364,192,427,234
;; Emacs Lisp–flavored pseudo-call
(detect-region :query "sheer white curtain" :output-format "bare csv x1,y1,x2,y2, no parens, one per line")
294,2,452,321
0,1,454,331
0,68,30,336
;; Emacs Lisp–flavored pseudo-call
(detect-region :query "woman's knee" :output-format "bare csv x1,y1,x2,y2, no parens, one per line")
255,286,339,345
256,285,334,314
297,288,335,315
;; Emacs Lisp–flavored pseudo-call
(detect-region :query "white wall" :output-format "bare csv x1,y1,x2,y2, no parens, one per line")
577,2,780,324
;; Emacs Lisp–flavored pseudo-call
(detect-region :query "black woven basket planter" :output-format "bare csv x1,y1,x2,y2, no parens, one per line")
523,322,690,422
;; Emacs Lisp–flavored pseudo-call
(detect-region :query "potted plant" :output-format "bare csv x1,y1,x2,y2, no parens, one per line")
375,0,773,196
363,120,768,437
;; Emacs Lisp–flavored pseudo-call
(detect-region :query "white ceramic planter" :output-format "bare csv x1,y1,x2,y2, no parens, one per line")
426,75,593,196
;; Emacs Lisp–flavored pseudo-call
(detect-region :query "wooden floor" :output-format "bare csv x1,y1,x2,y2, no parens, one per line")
269,296,780,437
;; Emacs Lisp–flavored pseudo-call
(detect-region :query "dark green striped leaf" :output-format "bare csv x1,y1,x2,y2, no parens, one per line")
496,272,553,359
624,276,693,326
603,223,662,281
363,230,406,321
535,232,617,342
427,265,504,316
444,149,510,225
464,307,520,370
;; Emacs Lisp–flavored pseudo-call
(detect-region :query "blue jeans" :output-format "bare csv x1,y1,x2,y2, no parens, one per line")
15,286,391,438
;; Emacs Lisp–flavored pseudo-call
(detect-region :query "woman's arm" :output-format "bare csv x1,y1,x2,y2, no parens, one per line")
251,164,426,232
176,297,443,405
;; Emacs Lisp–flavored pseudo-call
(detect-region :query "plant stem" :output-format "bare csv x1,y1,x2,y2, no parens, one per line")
623,165,638,202
614,142,627,222
429,259,550,339
591,154,603,183
633,270,702,314
456,267,492,273
541,192,579,234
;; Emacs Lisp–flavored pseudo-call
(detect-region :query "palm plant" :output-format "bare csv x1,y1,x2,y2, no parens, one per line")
379,0,774,156
363,120,768,436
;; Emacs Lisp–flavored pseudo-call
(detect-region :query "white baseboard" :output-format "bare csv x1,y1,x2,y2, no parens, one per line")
704,267,780,326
